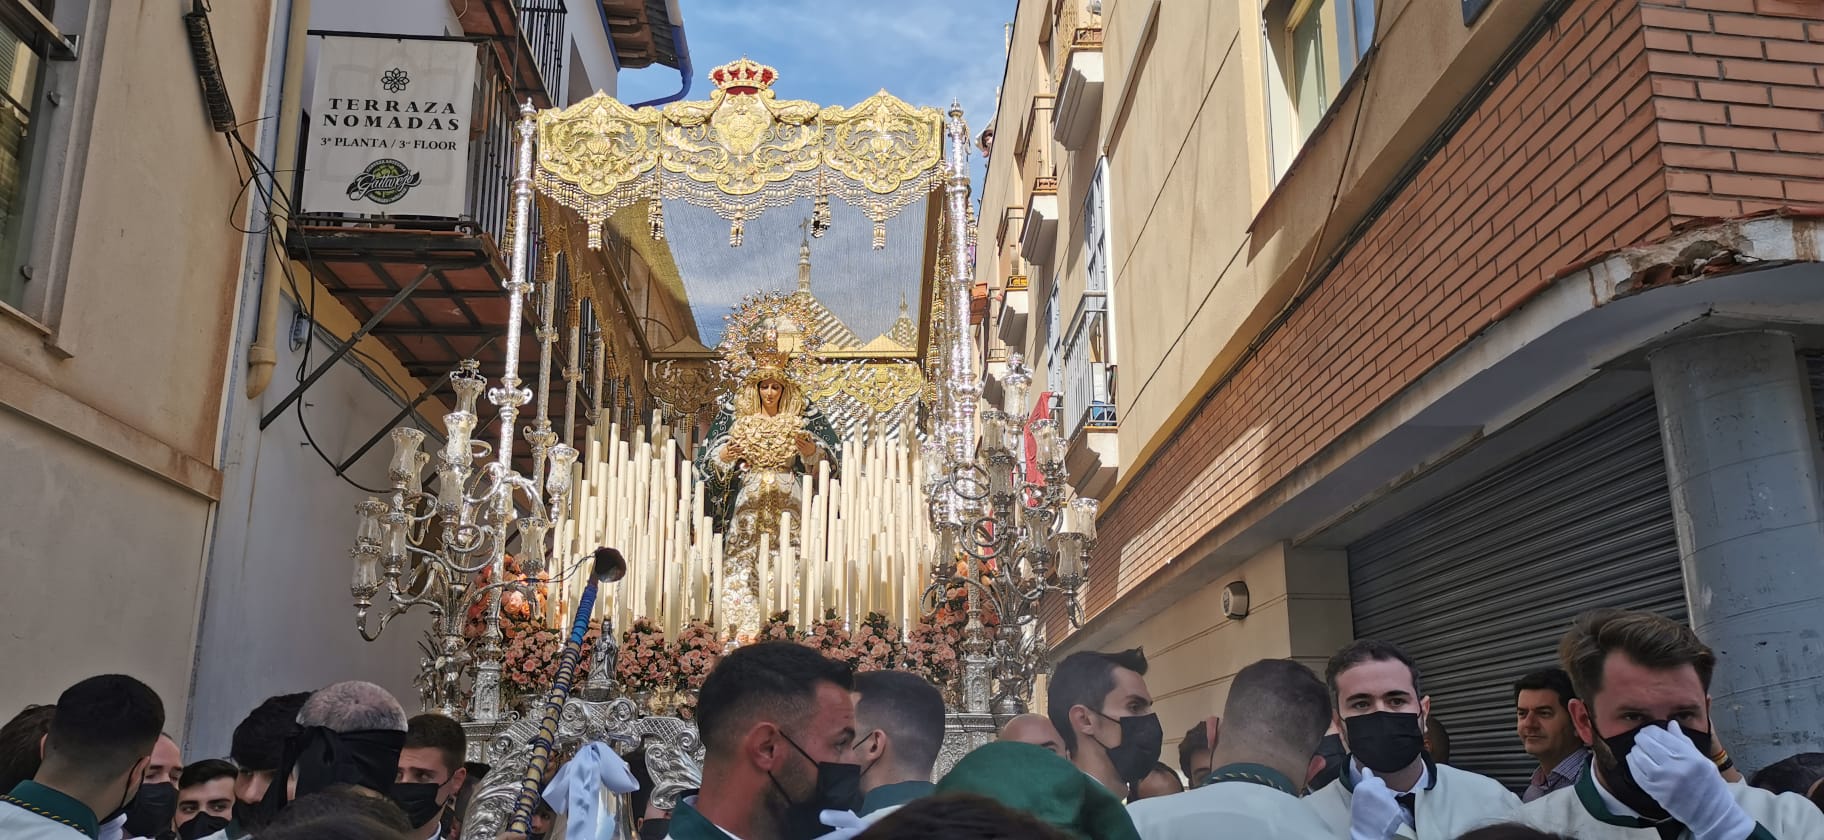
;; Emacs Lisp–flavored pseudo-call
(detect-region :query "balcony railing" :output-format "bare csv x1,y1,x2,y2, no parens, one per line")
1050,0,1106,75
517,0,568,103
1061,291,1115,439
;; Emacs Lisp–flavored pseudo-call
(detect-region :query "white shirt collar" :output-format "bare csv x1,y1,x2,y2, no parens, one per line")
1348,759,1432,793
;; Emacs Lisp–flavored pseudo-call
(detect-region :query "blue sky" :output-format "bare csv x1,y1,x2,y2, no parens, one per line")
615,0,1015,188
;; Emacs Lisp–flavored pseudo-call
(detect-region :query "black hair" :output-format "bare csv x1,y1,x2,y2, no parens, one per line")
45,675,164,779
1225,658,1332,765
1177,721,1211,779
231,692,311,771
695,641,853,754
856,792,1074,840
1325,640,1422,705
268,784,411,832
854,670,947,776
1512,667,1577,708
1749,752,1824,796
0,704,55,793
1455,826,1576,840
179,758,239,790
258,813,410,840
404,713,467,777
1045,648,1148,754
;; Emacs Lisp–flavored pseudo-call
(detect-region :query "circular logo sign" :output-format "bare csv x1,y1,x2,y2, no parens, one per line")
346,158,423,205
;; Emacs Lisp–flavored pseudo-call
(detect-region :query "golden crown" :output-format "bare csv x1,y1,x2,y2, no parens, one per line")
718,291,822,387
709,57,779,94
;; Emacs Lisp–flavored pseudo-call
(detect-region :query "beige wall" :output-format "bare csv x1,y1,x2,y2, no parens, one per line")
0,0,279,729
1077,542,1353,757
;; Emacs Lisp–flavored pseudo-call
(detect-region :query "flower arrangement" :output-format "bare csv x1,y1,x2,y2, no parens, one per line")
902,619,960,689
616,618,670,693
760,610,798,642
803,609,860,667
852,612,905,672
672,619,723,719
498,615,600,710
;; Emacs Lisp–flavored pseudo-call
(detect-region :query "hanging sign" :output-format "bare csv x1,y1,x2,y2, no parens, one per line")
301,35,477,217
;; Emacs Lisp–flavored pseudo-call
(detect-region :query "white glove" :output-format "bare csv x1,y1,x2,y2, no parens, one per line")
814,808,879,840
1350,776,1408,840
1628,721,1754,840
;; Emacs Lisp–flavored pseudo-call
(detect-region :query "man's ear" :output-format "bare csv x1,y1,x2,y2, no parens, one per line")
1419,695,1432,724
446,766,468,797
1068,705,1097,739
1332,714,1348,752
860,729,886,764
746,722,784,772
1569,697,1595,746
37,733,46,760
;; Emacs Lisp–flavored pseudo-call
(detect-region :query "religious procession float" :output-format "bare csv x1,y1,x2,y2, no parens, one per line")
340,58,1101,837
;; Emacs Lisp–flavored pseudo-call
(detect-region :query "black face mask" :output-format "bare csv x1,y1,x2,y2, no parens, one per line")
260,726,407,815
1592,720,1713,822
124,782,179,837
638,817,671,840
233,794,279,833
770,731,862,840
101,770,141,828
1090,710,1164,784
178,812,232,840
389,781,447,829
1345,711,1427,775
1309,733,1349,790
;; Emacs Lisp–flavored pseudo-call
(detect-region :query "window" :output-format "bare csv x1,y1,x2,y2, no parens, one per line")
1263,0,1377,179
0,0,91,323
1060,159,1115,439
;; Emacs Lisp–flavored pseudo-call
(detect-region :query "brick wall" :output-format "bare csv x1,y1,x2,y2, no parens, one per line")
1641,0,1824,220
1077,0,1698,629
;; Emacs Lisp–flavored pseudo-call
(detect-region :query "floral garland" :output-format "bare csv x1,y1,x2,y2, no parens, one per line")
672,619,722,719
616,618,670,693
852,612,906,672
499,616,600,710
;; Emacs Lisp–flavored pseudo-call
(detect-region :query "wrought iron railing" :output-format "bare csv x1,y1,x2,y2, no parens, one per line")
517,0,568,104
1061,291,1115,439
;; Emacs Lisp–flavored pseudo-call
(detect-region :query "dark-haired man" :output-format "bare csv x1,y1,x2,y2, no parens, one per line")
669,641,858,840
1046,648,1161,797
1516,608,1824,837
0,674,166,840
1178,719,1216,789
1513,668,1588,803
1305,640,1516,839
394,714,468,840
851,671,944,818
1128,659,1335,839
219,691,311,836
175,760,236,840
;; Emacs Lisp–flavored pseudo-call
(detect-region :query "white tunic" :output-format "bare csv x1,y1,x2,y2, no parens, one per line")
1304,763,1519,840
0,801,91,840
1514,771,1824,839
1129,779,1334,839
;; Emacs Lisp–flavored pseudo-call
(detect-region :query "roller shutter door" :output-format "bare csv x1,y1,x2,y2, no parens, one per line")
1345,396,1687,790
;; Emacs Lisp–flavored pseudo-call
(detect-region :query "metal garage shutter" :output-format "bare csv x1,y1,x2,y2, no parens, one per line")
1345,395,1687,790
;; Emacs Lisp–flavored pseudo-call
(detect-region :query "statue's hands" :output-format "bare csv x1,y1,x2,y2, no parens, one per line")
721,442,744,465
795,433,817,459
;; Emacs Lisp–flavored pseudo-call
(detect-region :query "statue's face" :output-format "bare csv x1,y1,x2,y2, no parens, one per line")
758,378,785,413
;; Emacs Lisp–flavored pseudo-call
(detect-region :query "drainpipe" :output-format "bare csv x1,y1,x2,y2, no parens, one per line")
628,0,691,108
245,0,310,399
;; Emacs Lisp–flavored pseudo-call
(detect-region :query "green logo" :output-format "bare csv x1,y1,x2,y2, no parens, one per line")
347,158,422,204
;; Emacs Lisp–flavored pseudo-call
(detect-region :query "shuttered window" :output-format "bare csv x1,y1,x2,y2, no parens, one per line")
1346,396,1687,789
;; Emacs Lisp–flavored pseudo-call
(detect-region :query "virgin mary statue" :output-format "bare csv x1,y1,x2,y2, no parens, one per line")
696,343,841,640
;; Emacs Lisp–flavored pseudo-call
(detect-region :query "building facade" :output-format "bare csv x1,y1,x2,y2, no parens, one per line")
0,0,688,757
975,0,1824,782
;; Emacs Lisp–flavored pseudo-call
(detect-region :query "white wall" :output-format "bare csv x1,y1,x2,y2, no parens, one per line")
185,298,429,759
566,3,619,102
0,410,213,728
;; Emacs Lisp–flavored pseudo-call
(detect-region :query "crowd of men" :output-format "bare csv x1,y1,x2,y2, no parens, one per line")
4,606,1824,839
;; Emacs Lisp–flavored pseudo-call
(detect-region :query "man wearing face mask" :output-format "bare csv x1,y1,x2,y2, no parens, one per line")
850,671,945,818
0,674,166,839
393,714,468,840
1128,659,1337,839
117,734,183,840
1516,608,1824,838
668,641,858,840
173,761,237,840
205,691,310,839
1305,640,1518,839
1047,648,1161,797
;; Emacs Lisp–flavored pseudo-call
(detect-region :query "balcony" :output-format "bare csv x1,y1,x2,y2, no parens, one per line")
450,0,569,108
1048,0,1106,74
1020,184,1060,269
998,276,1030,346
1060,292,1115,439
1053,46,1104,151
1015,94,1055,172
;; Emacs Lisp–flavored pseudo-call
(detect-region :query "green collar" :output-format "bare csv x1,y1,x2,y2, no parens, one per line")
859,780,935,816
668,799,733,840
2,781,101,839
1571,769,1777,840
1202,763,1297,796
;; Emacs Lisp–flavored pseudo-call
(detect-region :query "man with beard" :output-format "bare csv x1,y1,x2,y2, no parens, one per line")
1047,649,1161,798
393,714,467,840
667,641,857,840
0,675,165,839
1516,608,1824,837
1305,640,1517,839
